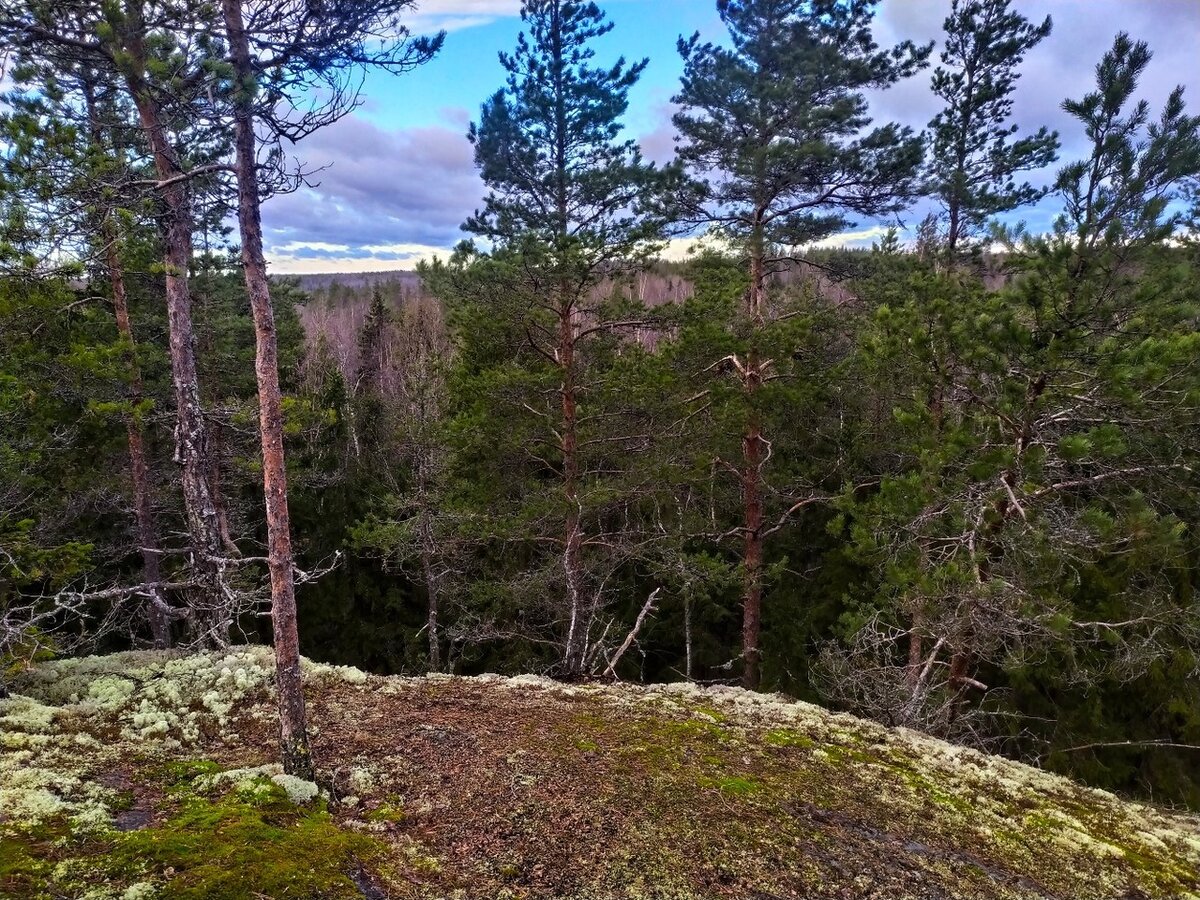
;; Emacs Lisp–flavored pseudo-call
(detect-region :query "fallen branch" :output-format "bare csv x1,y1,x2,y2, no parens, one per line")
603,587,661,680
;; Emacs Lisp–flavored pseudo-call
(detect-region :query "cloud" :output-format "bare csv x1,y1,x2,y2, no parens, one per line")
806,225,891,251
269,244,449,274
401,0,521,35
262,115,483,272
638,101,679,166
870,0,1198,159
270,0,1198,274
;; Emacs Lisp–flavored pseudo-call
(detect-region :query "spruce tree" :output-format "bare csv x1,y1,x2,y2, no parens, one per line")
928,0,1060,257
672,0,930,689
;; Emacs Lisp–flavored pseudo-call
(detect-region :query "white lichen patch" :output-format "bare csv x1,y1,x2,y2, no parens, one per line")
8,648,277,749
194,763,321,805
303,659,370,685
272,773,320,804
4,647,1200,899
0,692,58,733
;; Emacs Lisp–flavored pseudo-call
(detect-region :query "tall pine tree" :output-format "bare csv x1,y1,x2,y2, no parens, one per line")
927,0,1060,257
672,0,930,688
456,0,681,675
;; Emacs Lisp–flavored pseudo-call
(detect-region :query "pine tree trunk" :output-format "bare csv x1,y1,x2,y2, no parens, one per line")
123,56,228,646
416,452,442,672
222,0,313,781
82,76,172,648
106,224,171,648
740,235,767,690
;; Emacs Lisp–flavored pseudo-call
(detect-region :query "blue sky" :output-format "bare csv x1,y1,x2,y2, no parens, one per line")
263,0,1200,274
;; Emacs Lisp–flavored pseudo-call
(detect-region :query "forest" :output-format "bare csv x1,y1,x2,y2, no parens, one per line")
1,0,1199,817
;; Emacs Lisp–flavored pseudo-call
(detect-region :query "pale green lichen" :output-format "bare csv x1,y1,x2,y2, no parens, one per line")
303,658,370,685
272,773,320,804
4,648,1199,899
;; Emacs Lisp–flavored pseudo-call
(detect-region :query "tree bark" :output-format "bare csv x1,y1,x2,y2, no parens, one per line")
119,26,229,646
559,298,587,675
106,222,171,648
81,75,171,648
222,0,313,780
740,230,767,690
416,450,442,672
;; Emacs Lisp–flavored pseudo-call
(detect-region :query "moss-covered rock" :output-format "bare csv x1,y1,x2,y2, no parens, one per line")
2,649,1197,899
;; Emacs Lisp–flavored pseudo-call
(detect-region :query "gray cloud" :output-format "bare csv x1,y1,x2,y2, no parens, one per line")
871,0,1199,153
262,116,483,261
866,0,1200,233
269,1,1198,270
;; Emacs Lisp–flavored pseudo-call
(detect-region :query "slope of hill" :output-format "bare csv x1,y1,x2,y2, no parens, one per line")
2,648,1198,899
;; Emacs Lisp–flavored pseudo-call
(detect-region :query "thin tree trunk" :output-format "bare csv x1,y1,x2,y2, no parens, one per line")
206,419,242,557
741,417,765,690
82,75,171,648
559,299,586,675
121,39,228,646
740,232,767,690
906,610,924,689
416,451,442,672
684,594,693,681
106,224,171,648
222,0,313,780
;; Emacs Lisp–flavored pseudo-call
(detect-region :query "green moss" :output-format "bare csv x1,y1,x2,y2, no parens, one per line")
0,767,401,900
762,728,815,749
708,775,762,796
365,799,407,825
157,758,223,791
101,787,379,898
0,831,54,894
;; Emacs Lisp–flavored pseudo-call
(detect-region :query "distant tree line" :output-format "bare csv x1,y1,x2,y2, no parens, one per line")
2,0,1200,805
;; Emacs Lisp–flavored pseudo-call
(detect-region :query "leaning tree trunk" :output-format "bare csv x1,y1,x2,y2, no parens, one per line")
123,61,229,647
222,0,314,781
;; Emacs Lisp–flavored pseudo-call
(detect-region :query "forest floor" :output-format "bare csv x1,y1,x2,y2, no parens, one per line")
2,648,1199,899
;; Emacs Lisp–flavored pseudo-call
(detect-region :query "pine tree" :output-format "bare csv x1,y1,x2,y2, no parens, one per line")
217,0,441,779
830,32,1200,737
459,0,681,675
672,0,930,688
928,0,1060,257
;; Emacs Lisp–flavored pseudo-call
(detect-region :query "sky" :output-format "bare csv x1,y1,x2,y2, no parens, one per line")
263,0,1200,275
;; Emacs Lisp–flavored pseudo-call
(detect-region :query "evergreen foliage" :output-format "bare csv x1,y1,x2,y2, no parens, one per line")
927,0,1060,255
0,0,1198,809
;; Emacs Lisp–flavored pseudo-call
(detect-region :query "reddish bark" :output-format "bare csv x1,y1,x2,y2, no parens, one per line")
82,76,171,647
106,226,171,648
222,0,313,780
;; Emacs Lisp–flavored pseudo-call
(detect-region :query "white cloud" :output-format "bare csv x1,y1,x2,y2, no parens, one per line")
274,241,352,254
403,0,521,34
267,248,446,277
804,226,891,250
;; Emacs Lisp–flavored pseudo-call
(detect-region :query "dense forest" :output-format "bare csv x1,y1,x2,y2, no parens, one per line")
2,0,1199,812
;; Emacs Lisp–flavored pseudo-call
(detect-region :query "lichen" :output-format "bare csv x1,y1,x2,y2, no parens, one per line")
4,648,1199,899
